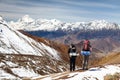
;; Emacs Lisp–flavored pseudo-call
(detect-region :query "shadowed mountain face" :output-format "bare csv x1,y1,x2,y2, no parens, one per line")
26,29,120,44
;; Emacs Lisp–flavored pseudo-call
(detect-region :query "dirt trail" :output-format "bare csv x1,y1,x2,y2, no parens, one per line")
30,69,86,80
30,71,69,80
51,71,69,80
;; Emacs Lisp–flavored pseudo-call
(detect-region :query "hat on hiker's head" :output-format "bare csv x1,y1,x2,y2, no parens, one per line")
70,43,74,48
84,39,89,44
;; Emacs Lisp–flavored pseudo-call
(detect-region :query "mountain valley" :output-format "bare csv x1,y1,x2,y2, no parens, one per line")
0,15,120,79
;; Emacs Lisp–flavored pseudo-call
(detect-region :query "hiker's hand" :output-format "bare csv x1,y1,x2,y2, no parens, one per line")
90,47,92,51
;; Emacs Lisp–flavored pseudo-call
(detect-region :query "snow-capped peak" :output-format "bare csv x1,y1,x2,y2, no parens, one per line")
88,20,117,29
18,15,34,23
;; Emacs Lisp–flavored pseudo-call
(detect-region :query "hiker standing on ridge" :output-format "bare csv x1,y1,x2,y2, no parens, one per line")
81,39,92,70
68,44,77,71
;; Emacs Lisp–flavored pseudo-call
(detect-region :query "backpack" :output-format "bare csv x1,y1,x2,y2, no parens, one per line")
82,40,91,51
68,44,77,56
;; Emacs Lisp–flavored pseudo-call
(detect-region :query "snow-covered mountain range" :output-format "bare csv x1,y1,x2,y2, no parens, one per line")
9,15,120,31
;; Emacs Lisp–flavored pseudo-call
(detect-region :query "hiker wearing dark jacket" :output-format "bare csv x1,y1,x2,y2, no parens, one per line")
81,39,92,70
68,44,77,71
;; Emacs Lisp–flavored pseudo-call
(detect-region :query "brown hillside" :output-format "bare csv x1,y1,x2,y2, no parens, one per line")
92,52,120,66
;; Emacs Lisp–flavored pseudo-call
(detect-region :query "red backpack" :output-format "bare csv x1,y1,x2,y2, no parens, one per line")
83,40,90,51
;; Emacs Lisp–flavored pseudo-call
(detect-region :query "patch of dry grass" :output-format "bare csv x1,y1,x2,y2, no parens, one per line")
104,73,120,80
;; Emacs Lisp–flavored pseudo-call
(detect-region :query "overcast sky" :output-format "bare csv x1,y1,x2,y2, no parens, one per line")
0,0,120,24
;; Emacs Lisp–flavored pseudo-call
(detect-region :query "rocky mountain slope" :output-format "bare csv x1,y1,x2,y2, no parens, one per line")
0,16,69,79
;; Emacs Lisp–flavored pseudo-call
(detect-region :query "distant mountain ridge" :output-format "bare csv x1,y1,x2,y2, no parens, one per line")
9,15,120,31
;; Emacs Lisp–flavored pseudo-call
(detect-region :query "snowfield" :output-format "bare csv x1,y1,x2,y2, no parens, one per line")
32,64,120,80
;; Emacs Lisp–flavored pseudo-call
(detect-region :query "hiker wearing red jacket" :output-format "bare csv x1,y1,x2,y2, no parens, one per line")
81,39,92,70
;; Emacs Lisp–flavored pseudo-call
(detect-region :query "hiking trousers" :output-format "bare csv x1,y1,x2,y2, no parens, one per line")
70,56,76,71
82,55,89,70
